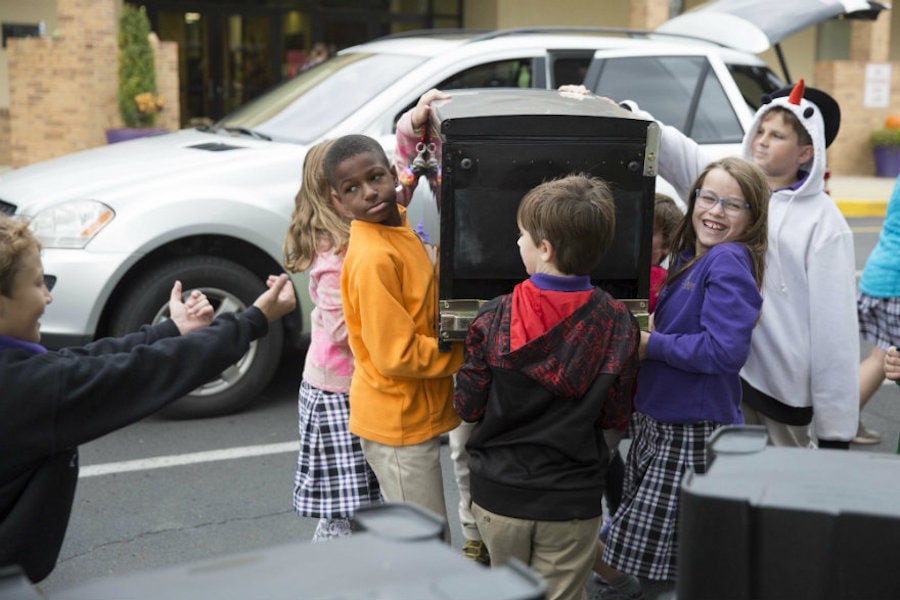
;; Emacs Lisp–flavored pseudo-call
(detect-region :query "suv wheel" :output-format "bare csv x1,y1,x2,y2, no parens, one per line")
109,255,284,419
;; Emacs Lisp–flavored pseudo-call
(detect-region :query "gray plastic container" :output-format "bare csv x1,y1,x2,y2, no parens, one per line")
26,503,545,600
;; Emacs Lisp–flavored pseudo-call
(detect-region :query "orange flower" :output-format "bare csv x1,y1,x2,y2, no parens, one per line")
134,92,164,115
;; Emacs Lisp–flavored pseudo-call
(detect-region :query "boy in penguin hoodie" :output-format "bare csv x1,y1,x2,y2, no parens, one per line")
627,79,858,449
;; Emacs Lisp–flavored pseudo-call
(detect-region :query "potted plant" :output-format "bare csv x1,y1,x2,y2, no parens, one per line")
869,116,900,178
106,4,166,144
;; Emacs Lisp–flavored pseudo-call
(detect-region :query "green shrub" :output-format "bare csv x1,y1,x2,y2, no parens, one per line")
869,127,900,148
118,4,160,128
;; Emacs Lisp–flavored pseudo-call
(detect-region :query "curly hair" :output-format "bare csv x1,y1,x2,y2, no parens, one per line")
0,215,41,297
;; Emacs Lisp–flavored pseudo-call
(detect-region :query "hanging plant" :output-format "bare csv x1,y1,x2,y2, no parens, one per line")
117,4,162,128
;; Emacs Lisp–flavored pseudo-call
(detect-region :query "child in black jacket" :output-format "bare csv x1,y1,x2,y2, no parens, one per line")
0,214,295,582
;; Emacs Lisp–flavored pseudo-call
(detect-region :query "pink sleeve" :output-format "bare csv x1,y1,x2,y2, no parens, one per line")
394,110,441,208
310,235,347,345
394,110,422,207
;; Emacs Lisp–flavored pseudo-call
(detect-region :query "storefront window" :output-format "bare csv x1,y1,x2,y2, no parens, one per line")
146,0,460,124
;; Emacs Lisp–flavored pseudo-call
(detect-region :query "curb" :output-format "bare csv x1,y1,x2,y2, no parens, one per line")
835,199,889,218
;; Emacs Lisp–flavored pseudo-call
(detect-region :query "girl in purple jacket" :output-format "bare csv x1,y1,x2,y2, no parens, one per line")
595,157,769,599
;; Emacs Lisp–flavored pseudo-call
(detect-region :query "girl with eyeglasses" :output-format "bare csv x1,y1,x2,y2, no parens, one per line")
594,157,769,598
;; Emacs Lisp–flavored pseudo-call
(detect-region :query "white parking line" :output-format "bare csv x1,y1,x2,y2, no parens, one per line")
79,441,298,478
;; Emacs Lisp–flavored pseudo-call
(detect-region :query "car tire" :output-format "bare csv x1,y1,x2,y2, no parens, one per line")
109,255,284,419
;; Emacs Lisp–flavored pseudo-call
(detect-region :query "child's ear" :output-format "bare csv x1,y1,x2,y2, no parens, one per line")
539,239,555,262
797,143,814,165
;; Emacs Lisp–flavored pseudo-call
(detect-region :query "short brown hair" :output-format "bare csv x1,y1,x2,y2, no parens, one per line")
516,173,615,276
653,193,682,263
764,106,812,147
323,134,391,188
0,215,41,297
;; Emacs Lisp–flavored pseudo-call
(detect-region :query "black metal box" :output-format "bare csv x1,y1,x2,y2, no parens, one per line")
426,89,659,341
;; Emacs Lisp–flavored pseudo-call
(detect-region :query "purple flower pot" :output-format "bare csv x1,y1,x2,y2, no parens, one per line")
105,128,168,144
873,146,900,178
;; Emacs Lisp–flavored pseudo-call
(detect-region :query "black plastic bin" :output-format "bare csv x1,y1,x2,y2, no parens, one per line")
677,426,900,600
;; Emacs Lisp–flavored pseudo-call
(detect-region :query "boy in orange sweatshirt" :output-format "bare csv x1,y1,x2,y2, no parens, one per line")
326,134,463,531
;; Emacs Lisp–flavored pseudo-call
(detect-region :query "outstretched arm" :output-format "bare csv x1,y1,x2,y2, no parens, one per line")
255,274,297,322
169,280,214,335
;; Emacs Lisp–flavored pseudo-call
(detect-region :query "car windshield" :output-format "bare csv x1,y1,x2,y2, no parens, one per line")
215,52,426,143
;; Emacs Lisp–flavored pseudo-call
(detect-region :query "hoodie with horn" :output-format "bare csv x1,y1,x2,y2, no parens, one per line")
622,79,858,444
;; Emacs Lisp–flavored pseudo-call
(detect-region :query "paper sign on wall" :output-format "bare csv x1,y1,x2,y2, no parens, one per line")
864,63,891,109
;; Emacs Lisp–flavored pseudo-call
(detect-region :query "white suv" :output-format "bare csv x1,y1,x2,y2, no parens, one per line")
0,28,782,417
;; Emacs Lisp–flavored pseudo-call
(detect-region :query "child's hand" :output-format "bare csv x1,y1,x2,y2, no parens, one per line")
411,89,450,129
423,242,438,266
170,280,214,335
253,274,297,322
558,84,590,95
885,346,900,381
639,330,650,360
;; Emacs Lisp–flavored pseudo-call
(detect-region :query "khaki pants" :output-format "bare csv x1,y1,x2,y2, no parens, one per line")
360,436,449,540
741,402,814,448
449,421,481,542
472,502,601,600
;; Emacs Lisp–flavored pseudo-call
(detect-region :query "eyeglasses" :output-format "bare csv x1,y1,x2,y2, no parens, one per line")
694,189,750,216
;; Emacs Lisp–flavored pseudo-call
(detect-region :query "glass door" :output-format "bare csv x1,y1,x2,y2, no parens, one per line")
153,8,280,124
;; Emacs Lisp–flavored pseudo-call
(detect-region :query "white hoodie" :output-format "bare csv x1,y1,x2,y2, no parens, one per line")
638,93,859,442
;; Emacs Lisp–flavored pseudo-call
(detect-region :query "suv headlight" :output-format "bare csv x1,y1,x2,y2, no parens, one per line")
29,200,115,248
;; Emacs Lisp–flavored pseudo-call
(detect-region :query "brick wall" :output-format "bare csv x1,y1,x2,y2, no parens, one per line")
0,109,9,166
629,0,669,30
6,0,178,168
817,15,895,176
816,60,900,176
153,35,179,133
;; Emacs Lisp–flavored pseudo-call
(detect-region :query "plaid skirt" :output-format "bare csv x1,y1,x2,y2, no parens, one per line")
293,381,381,518
601,412,718,581
857,291,900,349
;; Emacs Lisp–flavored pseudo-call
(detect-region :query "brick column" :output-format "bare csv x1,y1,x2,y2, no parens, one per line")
816,13,894,175
151,35,181,131
8,0,118,167
850,14,890,62
7,0,180,167
629,0,670,30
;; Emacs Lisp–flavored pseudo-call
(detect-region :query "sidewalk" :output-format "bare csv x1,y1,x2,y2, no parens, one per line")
829,174,894,217
0,165,892,217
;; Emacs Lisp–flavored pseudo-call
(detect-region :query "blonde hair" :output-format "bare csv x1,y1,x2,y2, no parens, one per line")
282,139,349,273
0,215,41,296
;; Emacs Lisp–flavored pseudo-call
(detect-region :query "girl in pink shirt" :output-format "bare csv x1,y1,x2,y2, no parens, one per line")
283,140,380,541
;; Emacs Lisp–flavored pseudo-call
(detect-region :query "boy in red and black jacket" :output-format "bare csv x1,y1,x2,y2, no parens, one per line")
454,173,640,600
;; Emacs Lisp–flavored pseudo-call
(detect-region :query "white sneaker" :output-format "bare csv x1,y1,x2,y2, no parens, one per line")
852,422,882,445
